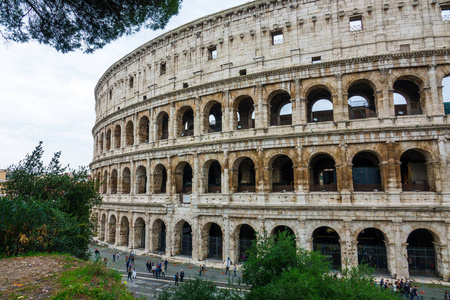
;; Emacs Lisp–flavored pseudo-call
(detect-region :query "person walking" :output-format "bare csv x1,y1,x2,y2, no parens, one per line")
198,266,202,277
202,265,206,276
112,252,116,263
444,290,450,300
180,269,184,282
233,264,237,277
174,272,179,286
94,248,100,260
164,259,168,270
161,264,165,277
411,286,419,300
127,265,133,282
132,267,137,279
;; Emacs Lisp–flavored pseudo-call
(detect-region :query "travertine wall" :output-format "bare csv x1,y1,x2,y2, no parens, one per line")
91,0,450,280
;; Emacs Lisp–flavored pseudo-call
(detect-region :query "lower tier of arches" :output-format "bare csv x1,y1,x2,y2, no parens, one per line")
94,205,450,280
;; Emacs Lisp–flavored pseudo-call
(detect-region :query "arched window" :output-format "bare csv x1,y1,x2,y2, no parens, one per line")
105,129,111,151
237,158,255,192
114,125,121,149
236,97,255,129
135,166,147,194
347,82,376,119
125,121,134,146
352,152,382,191
271,155,294,192
443,76,450,115
401,150,430,191
270,92,292,126
102,170,108,194
357,228,388,272
122,167,131,194
110,169,118,194
307,89,333,122
175,162,193,194
206,102,222,133
153,164,167,194
310,154,337,191
238,224,256,262
179,107,194,137
407,229,437,276
99,133,104,153
393,79,422,116
207,160,221,193
157,112,169,140
138,116,150,143
312,227,341,270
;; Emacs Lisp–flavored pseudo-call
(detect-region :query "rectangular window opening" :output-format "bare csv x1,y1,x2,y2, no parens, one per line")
183,82,189,88
271,30,283,45
208,46,217,60
160,62,166,76
400,44,410,52
312,56,322,64
239,69,247,76
143,95,147,100
442,7,450,21
129,77,134,89
349,16,363,31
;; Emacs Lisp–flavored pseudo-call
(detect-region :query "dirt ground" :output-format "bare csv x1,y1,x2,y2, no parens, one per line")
0,255,84,299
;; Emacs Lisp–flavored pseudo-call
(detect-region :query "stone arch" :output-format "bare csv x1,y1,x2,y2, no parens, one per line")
119,216,129,246
270,225,296,240
232,156,256,193
153,163,167,194
125,121,134,146
100,213,106,241
202,159,222,193
400,148,432,192
232,223,257,262
156,111,169,140
268,154,294,192
108,214,116,244
102,170,108,194
173,220,193,256
105,129,111,151
177,106,194,137
357,228,389,273
306,85,334,123
309,153,337,192
151,219,167,254
268,90,292,126
312,226,341,270
135,165,147,194
134,217,146,249
393,75,425,116
99,132,104,153
406,228,441,276
200,222,224,260
138,116,150,143
174,161,193,194
233,95,255,130
352,151,383,192
204,100,223,133
122,167,131,194
110,169,118,194
347,79,377,119
114,125,121,148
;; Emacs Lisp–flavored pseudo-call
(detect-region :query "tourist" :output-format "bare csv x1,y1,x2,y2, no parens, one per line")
146,260,151,272
411,286,419,300
94,248,100,260
174,272,179,286
127,265,133,282
116,252,120,262
180,269,184,282
444,290,450,300
164,259,168,270
233,264,237,276
198,266,202,277
161,264,165,277
152,263,156,276
112,252,115,262
379,278,384,289
132,267,137,279
202,265,206,276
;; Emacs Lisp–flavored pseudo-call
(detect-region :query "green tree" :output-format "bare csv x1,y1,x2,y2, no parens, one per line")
243,231,400,300
0,0,181,53
0,142,101,259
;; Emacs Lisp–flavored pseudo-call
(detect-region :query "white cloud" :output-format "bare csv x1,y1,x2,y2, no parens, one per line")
0,0,248,169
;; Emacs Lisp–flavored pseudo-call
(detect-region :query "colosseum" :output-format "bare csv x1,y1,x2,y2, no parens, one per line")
91,0,450,280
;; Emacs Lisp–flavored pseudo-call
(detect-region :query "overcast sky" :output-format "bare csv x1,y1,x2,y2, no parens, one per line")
0,0,248,170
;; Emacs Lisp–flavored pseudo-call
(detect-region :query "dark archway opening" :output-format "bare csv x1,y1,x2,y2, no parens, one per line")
237,97,255,129
208,161,221,193
401,150,430,191
238,158,255,192
357,228,388,273
270,92,292,126
271,156,294,192
239,224,256,262
352,152,382,192
310,154,337,191
312,227,341,270
208,223,223,259
407,229,437,276
181,222,193,256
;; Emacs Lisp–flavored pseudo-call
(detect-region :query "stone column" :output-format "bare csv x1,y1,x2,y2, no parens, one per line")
334,74,347,122
115,218,120,246
438,137,450,196
105,211,110,244
255,83,266,130
133,113,138,146
192,216,199,261
194,97,202,137
169,103,176,139
146,159,151,194
130,214,135,249
193,154,199,195
427,64,444,116
130,161,135,195
166,216,173,256
223,215,231,262
145,214,151,254
121,118,126,148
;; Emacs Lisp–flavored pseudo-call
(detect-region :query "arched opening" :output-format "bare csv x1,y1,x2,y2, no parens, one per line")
206,102,222,133
179,222,193,256
237,158,255,192
99,133,104,153
357,228,388,273
152,219,166,254
122,167,131,194
352,152,382,191
125,121,134,146
307,89,333,123
394,79,422,116
110,169,118,194
175,162,193,194
270,92,292,126
157,112,169,140
138,116,150,143
271,155,294,192
102,170,108,194
119,216,129,246
207,160,221,193
105,129,111,151
443,76,450,115
310,154,337,191
108,215,116,244
272,226,296,244
114,125,121,149
207,223,223,259
153,164,167,194
347,82,377,119
236,97,255,129
135,166,147,194
401,150,430,191
134,217,145,249
238,224,256,262
407,229,437,276
312,226,341,270
100,214,106,241
179,107,194,137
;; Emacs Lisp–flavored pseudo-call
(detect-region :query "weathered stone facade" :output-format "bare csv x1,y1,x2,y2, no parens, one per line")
91,0,450,279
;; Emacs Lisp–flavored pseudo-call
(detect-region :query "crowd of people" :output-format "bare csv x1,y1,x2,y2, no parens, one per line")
378,278,423,299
